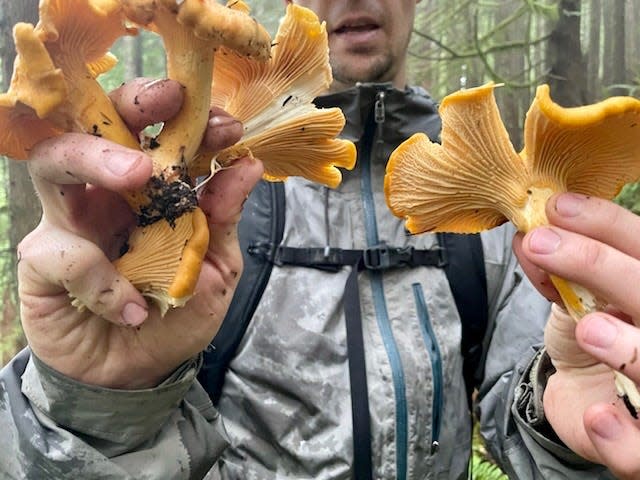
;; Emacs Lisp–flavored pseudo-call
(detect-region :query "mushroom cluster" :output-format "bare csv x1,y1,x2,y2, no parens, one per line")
0,0,355,315
384,82,640,411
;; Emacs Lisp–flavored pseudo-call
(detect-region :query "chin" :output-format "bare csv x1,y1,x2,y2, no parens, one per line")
332,57,393,85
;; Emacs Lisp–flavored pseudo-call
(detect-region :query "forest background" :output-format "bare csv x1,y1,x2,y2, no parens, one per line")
0,1,638,477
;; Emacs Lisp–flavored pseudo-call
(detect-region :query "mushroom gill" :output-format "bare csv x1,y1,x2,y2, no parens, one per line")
196,3,357,188
384,82,640,410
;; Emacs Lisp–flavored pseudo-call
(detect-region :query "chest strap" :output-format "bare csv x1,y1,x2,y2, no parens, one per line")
250,241,447,480
249,242,447,271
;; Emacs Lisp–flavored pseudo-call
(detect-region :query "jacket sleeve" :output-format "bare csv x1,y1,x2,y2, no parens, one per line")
476,225,616,479
0,348,229,480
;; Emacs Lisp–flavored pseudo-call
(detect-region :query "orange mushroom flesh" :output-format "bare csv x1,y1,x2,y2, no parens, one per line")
108,0,272,312
35,0,140,148
0,22,66,159
384,82,640,410
2,1,354,315
122,0,271,177
195,3,356,188
0,0,272,314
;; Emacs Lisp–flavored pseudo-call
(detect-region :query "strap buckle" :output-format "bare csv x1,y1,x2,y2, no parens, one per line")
363,244,414,270
247,241,279,264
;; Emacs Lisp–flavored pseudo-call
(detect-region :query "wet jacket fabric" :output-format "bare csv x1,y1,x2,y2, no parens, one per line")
210,84,612,479
0,84,616,479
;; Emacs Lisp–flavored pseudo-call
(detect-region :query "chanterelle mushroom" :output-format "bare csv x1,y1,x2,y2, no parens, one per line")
0,0,271,314
0,22,66,159
1,0,356,316
384,82,640,411
196,3,357,187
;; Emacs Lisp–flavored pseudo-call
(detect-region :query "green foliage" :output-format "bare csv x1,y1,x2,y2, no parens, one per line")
524,0,559,21
615,182,640,215
470,454,509,480
470,418,508,479
98,30,166,91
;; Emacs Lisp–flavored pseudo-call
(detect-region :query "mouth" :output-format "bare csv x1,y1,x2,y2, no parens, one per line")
333,17,381,35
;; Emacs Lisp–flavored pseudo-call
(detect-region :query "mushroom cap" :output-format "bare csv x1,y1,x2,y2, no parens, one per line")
122,0,271,61
524,84,640,200
121,0,272,173
36,0,133,62
0,102,63,160
113,207,209,315
209,3,356,188
385,83,520,234
385,82,640,234
0,23,66,159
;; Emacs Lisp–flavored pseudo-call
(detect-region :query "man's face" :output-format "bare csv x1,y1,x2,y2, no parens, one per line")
290,0,418,90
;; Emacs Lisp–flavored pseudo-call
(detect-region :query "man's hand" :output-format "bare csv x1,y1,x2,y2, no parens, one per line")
17,78,263,390
514,193,640,479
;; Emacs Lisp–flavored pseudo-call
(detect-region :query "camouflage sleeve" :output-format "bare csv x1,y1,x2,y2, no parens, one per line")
476,226,615,479
0,349,229,479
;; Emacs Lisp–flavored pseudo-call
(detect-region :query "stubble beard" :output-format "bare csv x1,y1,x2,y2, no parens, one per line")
329,53,394,91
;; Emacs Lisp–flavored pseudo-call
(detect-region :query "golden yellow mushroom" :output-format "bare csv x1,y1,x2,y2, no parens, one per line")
0,23,66,159
385,82,640,409
198,3,357,188
1,0,356,317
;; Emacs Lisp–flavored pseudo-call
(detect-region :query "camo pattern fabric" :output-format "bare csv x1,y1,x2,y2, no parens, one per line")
0,350,228,479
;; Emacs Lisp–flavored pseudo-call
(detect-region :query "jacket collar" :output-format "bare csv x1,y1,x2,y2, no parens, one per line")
315,82,442,145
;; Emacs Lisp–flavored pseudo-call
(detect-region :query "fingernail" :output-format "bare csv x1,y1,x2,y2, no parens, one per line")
581,315,618,348
590,411,622,440
140,78,168,93
555,193,586,217
528,228,561,254
121,302,148,327
209,115,241,128
106,152,144,177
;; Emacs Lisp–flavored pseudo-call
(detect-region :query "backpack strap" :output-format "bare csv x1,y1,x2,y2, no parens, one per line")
343,256,373,480
440,233,488,404
198,180,285,404
248,243,446,272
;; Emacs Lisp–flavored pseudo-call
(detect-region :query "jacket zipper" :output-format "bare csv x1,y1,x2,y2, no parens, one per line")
360,88,409,480
412,283,443,454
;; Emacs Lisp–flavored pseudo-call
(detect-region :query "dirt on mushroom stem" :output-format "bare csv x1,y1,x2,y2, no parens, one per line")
136,174,197,228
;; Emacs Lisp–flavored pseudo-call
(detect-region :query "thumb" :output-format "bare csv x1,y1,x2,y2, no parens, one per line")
584,404,640,480
109,78,185,134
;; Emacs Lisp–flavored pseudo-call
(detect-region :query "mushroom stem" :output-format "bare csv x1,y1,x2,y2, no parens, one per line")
146,12,214,175
50,52,139,149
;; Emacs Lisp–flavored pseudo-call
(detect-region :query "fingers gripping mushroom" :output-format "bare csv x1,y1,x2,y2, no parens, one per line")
113,0,271,313
1,0,272,315
384,82,640,411
194,3,357,188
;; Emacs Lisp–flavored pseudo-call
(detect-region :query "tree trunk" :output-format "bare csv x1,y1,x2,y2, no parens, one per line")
587,0,602,100
609,0,626,96
546,0,589,106
123,35,144,80
0,0,41,364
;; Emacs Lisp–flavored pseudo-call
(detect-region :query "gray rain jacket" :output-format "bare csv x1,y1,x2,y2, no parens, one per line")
211,84,615,479
0,84,616,479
